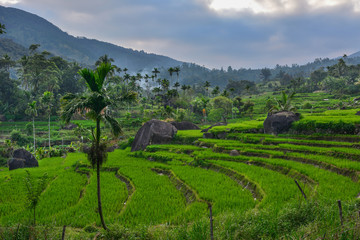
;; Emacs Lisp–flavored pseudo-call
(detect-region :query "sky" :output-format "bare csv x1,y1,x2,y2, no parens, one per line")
1,0,360,69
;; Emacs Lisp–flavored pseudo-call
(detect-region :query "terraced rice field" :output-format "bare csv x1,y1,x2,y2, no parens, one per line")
0,128,360,238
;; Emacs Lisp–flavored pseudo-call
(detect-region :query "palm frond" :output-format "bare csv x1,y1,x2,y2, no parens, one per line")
96,63,114,90
60,93,91,123
78,68,98,92
103,113,122,137
118,91,137,103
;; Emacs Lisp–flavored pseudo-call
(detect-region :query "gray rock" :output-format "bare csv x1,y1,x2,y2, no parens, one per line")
201,122,227,133
8,149,38,171
131,120,177,151
170,121,200,130
62,123,78,130
217,132,227,139
229,150,240,156
356,111,360,116
107,144,118,152
203,133,215,139
263,111,300,135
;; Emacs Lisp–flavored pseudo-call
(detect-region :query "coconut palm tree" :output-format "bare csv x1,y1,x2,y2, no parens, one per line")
270,91,296,113
173,82,180,92
95,54,114,66
40,91,54,149
25,101,38,153
168,67,174,85
204,81,211,97
152,68,160,79
60,62,133,230
174,67,180,83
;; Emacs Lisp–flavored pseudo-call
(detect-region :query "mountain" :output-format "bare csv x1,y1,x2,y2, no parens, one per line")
0,38,28,59
0,6,182,72
349,51,360,58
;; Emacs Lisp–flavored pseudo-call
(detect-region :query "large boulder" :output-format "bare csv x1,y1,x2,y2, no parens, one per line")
131,120,177,151
8,149,38,171
170,121,200,130
263,111,300,135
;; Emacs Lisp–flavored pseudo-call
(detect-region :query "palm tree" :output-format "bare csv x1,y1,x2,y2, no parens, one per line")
173,82,180,92
211,86,220,97
60,62,129,230
25,101,38,153
204,81,210,97
95,55,116,78
95,54,114,66
168,67,174,85
40,91,54,149
174,67,180,83
152,67,160,87
152,68,160,78
270,91,296,113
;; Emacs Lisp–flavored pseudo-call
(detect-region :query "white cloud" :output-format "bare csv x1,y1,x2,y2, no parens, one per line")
0,0,20,4
209,0,359,15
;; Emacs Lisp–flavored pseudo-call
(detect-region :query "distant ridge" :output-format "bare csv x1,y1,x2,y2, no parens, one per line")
0,5,183,71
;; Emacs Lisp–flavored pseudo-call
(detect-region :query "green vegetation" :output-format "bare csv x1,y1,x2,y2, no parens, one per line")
1,16,360,239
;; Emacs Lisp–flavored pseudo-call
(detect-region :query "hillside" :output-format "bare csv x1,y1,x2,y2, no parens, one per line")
0,6,182,71
1,5,360,84
0,38,28,59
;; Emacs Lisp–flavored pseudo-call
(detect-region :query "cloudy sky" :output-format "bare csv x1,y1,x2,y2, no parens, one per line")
1,0,360,69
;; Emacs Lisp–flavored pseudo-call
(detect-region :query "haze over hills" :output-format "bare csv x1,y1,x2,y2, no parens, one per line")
0,5,182,72
1,5,360,83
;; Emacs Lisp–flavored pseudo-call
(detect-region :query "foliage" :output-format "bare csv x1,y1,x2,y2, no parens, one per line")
270,91,296,113
10,129,30,146
209,96,232,122
23,170,48,225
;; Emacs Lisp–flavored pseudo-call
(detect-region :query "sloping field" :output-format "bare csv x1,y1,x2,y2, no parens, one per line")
0,127,360,238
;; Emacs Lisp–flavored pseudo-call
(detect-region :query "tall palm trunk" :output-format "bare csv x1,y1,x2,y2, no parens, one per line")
48,114,51,149
32,117,36,153
96,118,107,230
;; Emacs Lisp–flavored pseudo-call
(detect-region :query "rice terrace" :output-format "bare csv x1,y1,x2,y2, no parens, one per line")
1,2,360,240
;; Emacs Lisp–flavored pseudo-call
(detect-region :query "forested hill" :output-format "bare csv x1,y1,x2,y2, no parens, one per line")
0,6,182,71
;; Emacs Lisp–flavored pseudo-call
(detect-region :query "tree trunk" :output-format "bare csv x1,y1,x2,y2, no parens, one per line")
96,119,107,230
33,117,36,153
33,207,36,226
48,114,51,149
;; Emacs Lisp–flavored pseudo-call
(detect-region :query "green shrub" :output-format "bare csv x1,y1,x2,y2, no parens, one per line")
25,122,33,136
10,130,30,146
302,102,312,109
208,108,224,122
292,120,356,134
102,224,151,240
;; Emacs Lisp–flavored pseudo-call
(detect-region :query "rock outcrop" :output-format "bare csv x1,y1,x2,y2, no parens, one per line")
8,149,38,171
131,120,177,151
62,123,78,130
170,121,200,130
263,111,300,135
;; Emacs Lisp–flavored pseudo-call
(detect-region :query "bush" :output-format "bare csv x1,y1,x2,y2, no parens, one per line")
102,224,151,240
25,122,33,136
302,102,312,109
208,108,224,122
292,120,356,134
10,130,30,146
